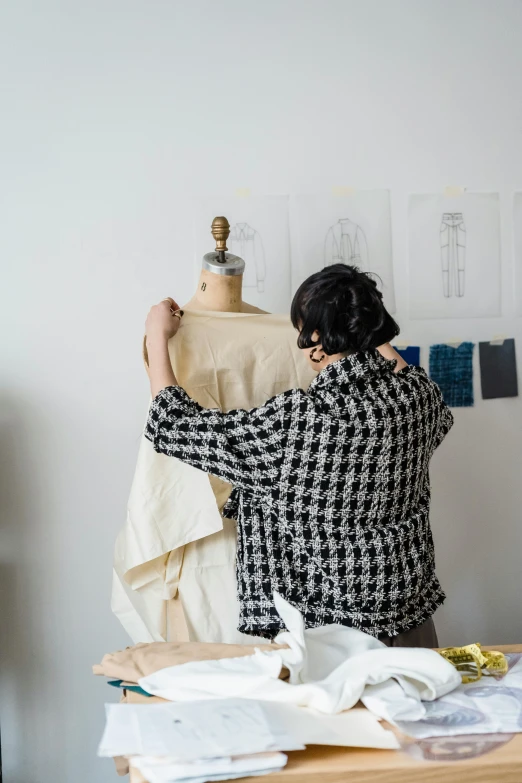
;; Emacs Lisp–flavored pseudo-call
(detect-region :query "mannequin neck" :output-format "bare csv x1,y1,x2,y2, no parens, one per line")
184,268,244,313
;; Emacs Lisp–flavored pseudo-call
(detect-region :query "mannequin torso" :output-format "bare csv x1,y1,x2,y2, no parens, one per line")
184,269,265,314
144,268,265,367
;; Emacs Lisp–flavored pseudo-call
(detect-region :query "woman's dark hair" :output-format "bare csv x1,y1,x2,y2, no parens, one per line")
290,264,399,354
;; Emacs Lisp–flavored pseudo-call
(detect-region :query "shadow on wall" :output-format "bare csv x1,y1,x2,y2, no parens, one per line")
0,376,145,783
0,397,53,783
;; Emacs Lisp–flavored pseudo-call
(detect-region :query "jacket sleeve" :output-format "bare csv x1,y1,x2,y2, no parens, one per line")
425,371,454,449
408,366,454,450
433,401,454,449
145,385,301,491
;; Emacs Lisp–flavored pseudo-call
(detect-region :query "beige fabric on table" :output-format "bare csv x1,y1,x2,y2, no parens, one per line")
112,311,315,644
93,639,288,683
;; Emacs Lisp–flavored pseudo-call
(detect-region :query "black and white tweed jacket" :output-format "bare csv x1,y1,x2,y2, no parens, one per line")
146,351,453,639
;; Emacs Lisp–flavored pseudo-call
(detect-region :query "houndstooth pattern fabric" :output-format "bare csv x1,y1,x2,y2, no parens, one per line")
146,351,453,639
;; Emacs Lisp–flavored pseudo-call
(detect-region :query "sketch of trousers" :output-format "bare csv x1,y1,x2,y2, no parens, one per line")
229,223,266,292
440,213,466,298
324,218,369,269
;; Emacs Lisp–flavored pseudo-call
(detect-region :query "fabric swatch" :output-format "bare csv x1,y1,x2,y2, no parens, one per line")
395,346,421,367
479,339,518,399
429,343,474,408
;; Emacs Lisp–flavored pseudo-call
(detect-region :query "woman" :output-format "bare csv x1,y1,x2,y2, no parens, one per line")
144,264,453,647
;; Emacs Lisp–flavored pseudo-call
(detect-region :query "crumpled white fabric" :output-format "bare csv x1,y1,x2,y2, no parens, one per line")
140,594,461,723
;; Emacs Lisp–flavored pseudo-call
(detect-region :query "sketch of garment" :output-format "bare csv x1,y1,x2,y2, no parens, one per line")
440,213,466,297
324,219,369,269
229,223,266,292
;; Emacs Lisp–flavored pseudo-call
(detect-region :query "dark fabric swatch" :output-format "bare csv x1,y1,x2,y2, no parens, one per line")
429,342,474,408
396,346,421,367
479,339,518,399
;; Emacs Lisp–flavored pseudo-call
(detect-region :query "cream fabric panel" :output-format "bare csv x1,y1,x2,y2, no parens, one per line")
113,311,315,643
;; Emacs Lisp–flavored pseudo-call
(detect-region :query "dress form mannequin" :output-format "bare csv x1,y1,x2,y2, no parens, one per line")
184,217,264,314
122,218,313,645
144,216,263,367
165,217,263,642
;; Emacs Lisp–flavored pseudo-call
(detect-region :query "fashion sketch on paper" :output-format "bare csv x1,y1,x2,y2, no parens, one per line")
229,222,266,293
324,218,369,269
440,212,466,298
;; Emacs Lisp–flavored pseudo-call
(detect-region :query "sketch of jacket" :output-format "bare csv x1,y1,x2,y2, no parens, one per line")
440,213,466,298
229,223,266,292
324,218,369,269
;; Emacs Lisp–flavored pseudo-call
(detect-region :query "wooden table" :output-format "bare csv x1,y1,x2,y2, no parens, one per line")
127,645,522,783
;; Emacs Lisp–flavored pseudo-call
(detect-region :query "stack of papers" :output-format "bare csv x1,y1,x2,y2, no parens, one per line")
98,697,398,782
99,699,298,783
98,699,303,760
130,752,288,783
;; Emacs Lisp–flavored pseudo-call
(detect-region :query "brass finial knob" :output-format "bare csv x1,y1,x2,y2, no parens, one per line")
202,215,244,275
211,216,230,254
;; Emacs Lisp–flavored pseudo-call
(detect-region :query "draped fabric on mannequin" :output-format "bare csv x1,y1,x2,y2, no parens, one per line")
112,311,315,643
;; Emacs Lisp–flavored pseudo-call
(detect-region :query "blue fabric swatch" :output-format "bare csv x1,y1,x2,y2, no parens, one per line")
429,343,474,408
396,346,421,367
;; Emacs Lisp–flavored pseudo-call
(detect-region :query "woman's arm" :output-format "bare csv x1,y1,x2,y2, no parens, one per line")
143,298,303,491
377,342,408,372
147,338,177,397
145,298,182,397
145,384,298,491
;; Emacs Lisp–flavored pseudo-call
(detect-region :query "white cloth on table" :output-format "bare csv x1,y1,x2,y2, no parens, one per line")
140,594,461,723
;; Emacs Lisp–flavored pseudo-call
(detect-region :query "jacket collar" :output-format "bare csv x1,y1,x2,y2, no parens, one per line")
308,350,396,393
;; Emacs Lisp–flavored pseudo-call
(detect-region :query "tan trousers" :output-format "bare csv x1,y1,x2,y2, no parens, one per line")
380,617,438,648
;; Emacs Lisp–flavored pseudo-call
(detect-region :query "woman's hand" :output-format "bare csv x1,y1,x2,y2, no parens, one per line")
146,298,183,344
377,343,408,372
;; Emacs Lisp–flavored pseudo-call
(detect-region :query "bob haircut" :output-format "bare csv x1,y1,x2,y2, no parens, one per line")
290,264,399,355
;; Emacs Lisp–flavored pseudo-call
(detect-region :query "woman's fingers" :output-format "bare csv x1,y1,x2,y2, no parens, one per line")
161,297,181,314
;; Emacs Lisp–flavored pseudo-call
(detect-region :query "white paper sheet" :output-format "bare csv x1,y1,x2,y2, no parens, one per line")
130,752,288,783
409,192,501,319
513,193,522,316
101,698,397,764
261,703,399,749
293,192,396,313
98,699,303,760
194,196,291,313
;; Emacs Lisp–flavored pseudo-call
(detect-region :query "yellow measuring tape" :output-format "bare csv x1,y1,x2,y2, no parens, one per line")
439,643,508,683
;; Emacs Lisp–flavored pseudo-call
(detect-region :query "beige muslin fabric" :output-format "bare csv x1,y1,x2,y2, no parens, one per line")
112,311,315,644
93,639,288,683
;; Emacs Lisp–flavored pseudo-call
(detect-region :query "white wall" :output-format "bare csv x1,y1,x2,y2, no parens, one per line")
1,1,521,780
